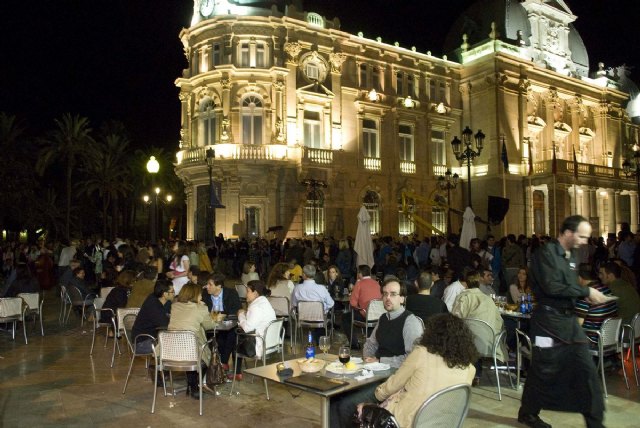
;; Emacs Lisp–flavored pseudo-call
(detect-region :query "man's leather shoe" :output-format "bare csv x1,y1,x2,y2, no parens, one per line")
518,412,552,428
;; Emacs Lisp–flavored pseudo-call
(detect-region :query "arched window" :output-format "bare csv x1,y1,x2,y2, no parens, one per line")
305,189,325,236
199,99,216,146
363,190,381,235
242,95,263,145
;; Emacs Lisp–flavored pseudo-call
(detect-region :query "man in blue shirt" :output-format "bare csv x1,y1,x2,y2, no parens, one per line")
291,264,334,344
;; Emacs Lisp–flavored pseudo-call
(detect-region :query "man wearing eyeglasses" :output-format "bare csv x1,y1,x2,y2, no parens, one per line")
331,276,423,427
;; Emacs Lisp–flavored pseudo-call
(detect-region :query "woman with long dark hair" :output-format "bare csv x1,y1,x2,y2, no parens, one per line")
165,240,190,295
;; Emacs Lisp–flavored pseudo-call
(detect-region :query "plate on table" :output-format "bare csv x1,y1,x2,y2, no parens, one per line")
363,362,390,371
350,357,363,364
325,361,363,375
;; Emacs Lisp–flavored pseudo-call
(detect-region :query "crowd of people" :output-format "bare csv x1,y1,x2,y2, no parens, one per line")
2,220,640,427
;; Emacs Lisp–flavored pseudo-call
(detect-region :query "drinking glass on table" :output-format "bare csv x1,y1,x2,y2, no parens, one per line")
338,345,351,379
319,336,330,358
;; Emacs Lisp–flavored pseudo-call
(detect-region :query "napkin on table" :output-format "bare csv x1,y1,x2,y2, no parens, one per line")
354,369,374,381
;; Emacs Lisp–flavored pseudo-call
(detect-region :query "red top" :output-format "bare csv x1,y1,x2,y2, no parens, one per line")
350,277,382,317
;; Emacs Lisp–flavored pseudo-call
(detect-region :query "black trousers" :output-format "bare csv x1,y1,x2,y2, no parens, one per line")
520,342,604,428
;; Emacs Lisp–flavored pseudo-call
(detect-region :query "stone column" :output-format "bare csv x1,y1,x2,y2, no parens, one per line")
607,189,616,235
630,191,639,232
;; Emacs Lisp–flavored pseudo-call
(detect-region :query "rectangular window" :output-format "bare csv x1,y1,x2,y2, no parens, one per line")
431,130,446,165
303,110,321,148
399,124,414,162
431,208,447,233
439,82,446,104
429,80,436,101
240,43,250,67
359,64,368,88
255,43,266,68
396,73,403,95
212,43,221,66
304,203,325,236
363,119,378,158
372,67,380,90
407,75,414,97
398,208,415,236
306,63,319,80
204,117,216,145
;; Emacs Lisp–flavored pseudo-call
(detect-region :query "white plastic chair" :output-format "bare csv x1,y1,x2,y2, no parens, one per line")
100,287,115,299
111,307,140,366
59,285,71,324
0,297,24,342
64,286,95,326
236,283,247,304
412,384,471,428
350,299,384,347
18,292,44,338
623,312,640,386
90,297,120,365
588,317,628,397
152,330,210,415
463,318,512,401
295,300,330,350
122,313,156,394
230,318,285,399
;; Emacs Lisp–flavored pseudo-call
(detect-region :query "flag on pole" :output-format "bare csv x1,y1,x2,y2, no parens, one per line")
528,140,533,176
501,138,509,173
573,146,579,179
552,144,557,175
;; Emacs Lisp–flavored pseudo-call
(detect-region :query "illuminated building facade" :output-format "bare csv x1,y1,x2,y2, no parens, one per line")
175,0,640,240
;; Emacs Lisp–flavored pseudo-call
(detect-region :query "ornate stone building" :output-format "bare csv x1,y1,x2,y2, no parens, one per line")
174,0,640,240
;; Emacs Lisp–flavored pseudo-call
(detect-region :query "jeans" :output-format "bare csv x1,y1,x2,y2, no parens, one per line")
330,382,381,428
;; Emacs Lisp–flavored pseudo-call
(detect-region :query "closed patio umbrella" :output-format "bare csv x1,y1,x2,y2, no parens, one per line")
354,205,375,268
459,206,477,250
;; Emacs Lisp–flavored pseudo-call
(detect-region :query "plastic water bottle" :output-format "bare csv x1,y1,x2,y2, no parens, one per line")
305,332,316,359
520,295,527,314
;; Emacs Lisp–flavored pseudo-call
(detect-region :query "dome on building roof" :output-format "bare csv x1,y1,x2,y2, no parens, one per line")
444,0,589,77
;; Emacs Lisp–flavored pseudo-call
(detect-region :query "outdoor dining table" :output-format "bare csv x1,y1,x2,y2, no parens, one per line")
244,353,393,428
206,319,238,333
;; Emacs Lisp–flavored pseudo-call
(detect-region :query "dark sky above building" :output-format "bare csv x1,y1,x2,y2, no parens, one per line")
1,0,637,150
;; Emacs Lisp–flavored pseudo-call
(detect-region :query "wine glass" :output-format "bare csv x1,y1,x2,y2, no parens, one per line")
319,336,330,358
338,345,351,379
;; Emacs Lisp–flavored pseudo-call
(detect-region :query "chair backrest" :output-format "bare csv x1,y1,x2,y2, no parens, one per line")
263,318,284,353
267,296,290,317
236,283,247,299
599,317,622,348
463,318,498,359
158,330,199,362
412,384,471,428
298,301,325,322
100,287,115,299
93,296,105,310
67,286,86,305
630,313,640,341
116,307,140,332
365,299,385,321
60,285,71,304
18,292,40,311
122,313,138,351
0,297,23,317
515,328,532,358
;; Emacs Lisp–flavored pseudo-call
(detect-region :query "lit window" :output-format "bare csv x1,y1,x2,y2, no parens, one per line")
363,119,379,158
431,208,446,233
363,191,381,235
399,125,414,162
240,43,250,67
200,99,216,146
305,63,319,80
255,43,266,68
398,200,415,236
431,130,446,166
242,95,263,145
304,189,325,236
304,110,322,148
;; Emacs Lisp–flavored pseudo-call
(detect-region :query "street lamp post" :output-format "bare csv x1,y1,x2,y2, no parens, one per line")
143,188,172,241
206,148,225,243
146,156,160,243
301,178,328,238
622,149,640,228
438,169,459,233
451,126,485,208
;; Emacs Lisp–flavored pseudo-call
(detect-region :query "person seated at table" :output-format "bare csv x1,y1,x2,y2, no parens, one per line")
266,262,295,305
508,266,532,304
428,266,450,301
60,259,81,289
131,279,173,355
291,264,334,344
233,280,277,380
287,259,303,284
575,263,618,343
405,270,448,325
451,270,504,387
331,276,423,427
241,261,259,285
325,265,345,298
354,313,477,428
202,273,241,373
69,265,94,299
599,261,640,324
442,269,467,312
478,268,498,296
100,270,136,332
127,266,157,308
341,264,382,348
187,265,201,286
169,282,216,398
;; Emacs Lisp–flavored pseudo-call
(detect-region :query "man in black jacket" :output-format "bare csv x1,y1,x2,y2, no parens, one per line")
202,273,241,375
131,280,173,355
519,215,608,428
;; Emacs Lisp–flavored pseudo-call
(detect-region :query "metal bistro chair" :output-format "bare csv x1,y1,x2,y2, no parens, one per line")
236,283,248,305
515,328,533,389
59,285,72,324
64,286,96,326
90,297,120,365
100,286,115,300
230,318,285,400
18,292,44,339
623,312,640,386
350,299,384,348
122,313,156,394
412,384,472,428
0,297,24,342
151,330,210,416
296,300,330,349
463,318,513,401
588,317,628,397
111,307,140,366
267,295,292,349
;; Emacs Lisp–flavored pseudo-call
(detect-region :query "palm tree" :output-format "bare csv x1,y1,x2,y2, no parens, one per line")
36,113,95,239
80,128,133,239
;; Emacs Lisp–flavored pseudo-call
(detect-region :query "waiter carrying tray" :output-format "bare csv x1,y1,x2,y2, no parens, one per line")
518,215,611,428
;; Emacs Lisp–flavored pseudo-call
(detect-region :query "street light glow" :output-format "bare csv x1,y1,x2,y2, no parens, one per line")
146,156,160,174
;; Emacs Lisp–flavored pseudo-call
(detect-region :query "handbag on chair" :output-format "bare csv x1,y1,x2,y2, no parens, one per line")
352,404,399,428
206,339,227,386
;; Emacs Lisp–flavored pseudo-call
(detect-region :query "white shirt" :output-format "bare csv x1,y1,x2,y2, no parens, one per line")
238,296,276,358
442,280,465,312
58,245,76,267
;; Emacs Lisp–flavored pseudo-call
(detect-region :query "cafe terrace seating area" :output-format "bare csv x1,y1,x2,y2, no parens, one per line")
1,289,639,428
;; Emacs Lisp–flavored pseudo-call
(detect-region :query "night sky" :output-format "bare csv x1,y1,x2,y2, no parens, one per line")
1,0,637,150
